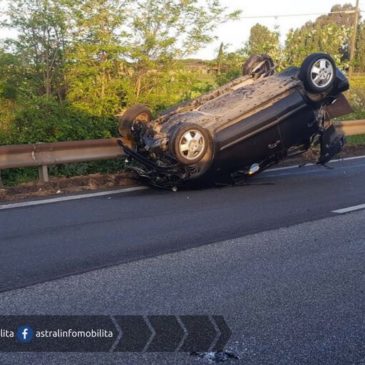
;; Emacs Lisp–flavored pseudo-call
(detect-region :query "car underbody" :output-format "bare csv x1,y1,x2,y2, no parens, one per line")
117,54,351,189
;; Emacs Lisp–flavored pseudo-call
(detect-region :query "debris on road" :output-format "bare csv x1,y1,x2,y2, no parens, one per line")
191,351,239,363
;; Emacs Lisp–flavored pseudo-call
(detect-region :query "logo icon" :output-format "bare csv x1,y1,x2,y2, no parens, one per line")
16,325,34,343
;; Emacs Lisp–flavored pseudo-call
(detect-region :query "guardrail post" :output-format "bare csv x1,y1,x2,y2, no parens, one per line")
38,165,49,183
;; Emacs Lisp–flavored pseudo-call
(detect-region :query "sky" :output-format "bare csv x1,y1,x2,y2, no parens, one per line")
194,0,363,59
0,0,363,60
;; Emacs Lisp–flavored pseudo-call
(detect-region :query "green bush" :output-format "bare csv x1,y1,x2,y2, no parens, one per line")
5,96,118,145
49,159,125,178
0,167,39,186
346,134,365,145
338,75,365,121
1,159,126,187
0,96,124,186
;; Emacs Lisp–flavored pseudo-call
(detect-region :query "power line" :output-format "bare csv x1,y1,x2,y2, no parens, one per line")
239,10,363,19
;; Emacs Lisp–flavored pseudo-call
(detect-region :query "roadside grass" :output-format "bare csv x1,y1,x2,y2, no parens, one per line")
346,134,365,146
337,110,365,121
1,159,125,187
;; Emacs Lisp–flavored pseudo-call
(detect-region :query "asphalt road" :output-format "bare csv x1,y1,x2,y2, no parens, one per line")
0,156,364,364
0,156,365,292
0,205,364,364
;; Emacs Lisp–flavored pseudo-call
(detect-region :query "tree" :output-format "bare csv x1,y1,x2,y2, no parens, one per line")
355,21,365,72
216,42,225,75
0,0,240,147
284,4,358,69
244,24,280,62
213,43,244,85
122,0,240,104
0,49,19,100
3,0,68,99
315,4,358,27
285,24,351,68
49,0,240,113
64,0,129,115
0,49,19,138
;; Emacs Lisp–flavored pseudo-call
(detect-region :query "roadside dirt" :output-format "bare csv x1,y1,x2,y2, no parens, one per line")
337,144,365,158
0,172,140,202
280,144,365,167
1,144,365,203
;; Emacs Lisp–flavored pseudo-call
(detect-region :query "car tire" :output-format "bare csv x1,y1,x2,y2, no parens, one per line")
118,104,152,138
299,53,336,93
171,124,212,165
242,54,275,78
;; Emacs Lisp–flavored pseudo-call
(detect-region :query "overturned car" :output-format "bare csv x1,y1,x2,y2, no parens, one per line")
118,53,352,189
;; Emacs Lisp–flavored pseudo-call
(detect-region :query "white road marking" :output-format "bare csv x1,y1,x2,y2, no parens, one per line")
332,203,365,214
264,164,305,173
265,154,365,173
1,154,364,211
0,186,148,211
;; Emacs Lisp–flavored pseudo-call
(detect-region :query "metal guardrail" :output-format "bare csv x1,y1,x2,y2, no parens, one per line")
0,120,364,184
334,120,365,136
0,138,123,183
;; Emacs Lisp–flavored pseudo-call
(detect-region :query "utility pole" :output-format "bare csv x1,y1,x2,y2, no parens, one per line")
349,0,360,78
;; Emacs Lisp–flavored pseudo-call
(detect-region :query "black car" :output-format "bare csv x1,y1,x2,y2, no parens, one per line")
117,53,352,189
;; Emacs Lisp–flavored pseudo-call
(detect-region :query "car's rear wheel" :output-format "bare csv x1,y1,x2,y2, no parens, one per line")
171,124,212,165
118,104,152,139
299,53,336,93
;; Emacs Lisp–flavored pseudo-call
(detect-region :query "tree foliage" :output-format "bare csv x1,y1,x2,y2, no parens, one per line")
0,0,238,146
0,1,364,154
121,0,240,108
285,23,351,68
355,21,365,71
244,24,281,63
315,4,358,27
213,43,244,85
3,0,68,99
64,0,128,115
284,4,360,69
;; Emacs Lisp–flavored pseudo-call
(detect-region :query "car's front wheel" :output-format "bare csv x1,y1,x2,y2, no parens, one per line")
299,53,336,93
171,124,212,165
